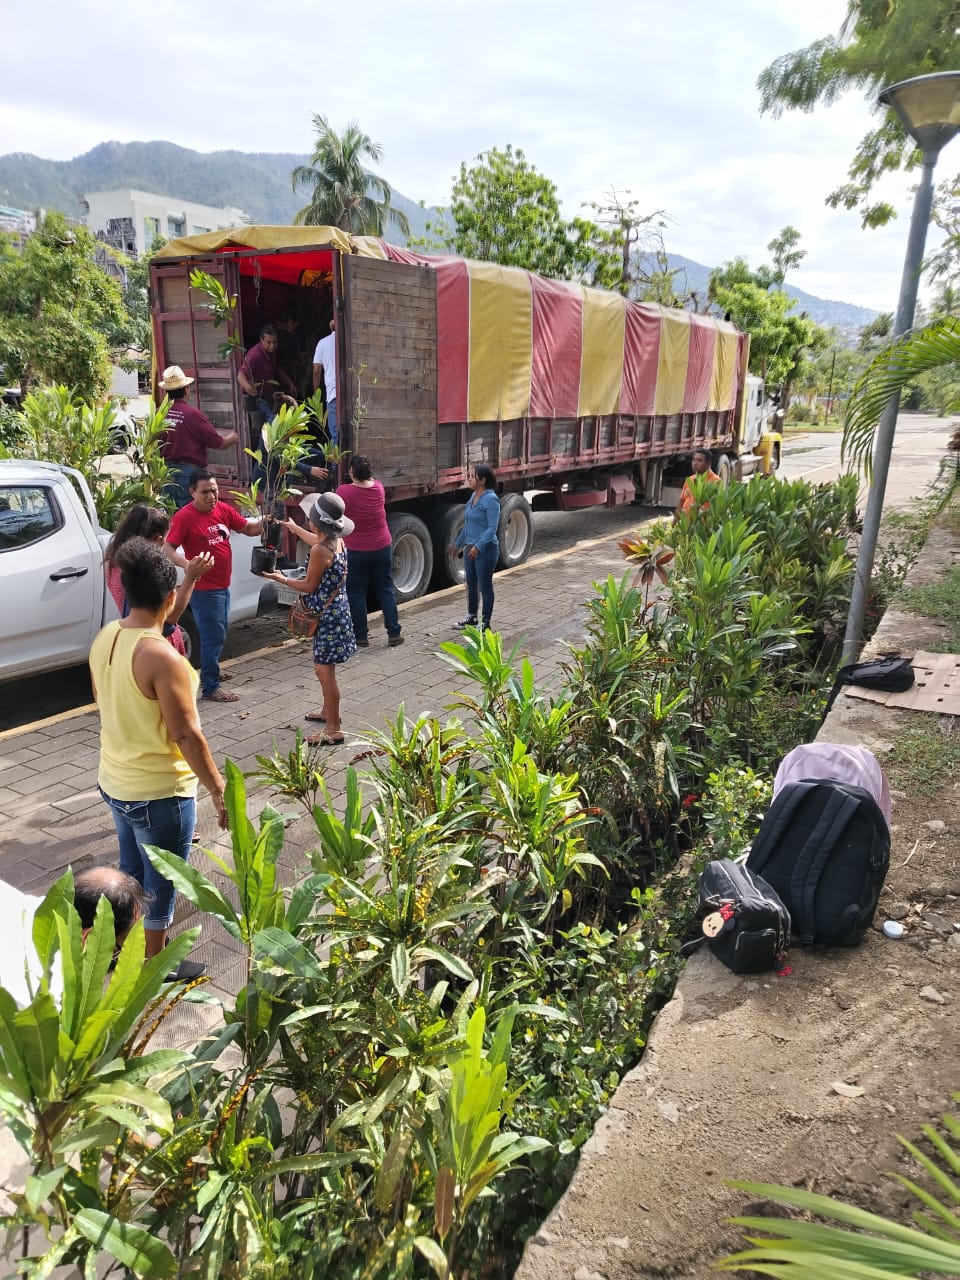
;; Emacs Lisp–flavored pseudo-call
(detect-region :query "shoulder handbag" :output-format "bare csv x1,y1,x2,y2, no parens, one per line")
287,568,346,639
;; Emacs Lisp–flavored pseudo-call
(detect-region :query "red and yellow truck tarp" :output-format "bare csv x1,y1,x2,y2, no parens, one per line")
157,226,746,426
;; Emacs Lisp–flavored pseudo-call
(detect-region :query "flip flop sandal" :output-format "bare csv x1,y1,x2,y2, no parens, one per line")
306,733,346,747
203,688,240,702
304,711,327,722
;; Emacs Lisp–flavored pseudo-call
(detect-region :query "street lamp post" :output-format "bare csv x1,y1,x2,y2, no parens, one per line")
841,71,960,665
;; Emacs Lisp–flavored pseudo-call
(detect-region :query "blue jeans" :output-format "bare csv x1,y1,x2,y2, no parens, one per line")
464,542,498,626
326,399,337,445
190,587,230,696
99,789,196,931
161,462,196,510
346,545,401,640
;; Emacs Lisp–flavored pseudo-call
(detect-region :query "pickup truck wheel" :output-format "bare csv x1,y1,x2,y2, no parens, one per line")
178,609,201,669
497,494,534,569
431,504,466,587
387,512,434,602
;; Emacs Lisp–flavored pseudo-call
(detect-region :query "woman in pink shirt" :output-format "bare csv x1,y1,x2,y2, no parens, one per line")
336,456,403,648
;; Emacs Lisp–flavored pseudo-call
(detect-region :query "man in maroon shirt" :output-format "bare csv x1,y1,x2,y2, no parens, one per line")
158,366,238,509
164,470,266,702
237,325,298,444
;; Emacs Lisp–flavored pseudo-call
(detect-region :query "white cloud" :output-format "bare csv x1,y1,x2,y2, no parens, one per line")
2,0,953,311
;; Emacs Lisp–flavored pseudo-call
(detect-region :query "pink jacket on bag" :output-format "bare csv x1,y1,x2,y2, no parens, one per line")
773,742,891,829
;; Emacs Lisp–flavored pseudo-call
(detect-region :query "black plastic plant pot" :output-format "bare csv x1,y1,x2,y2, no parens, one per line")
251,546,277,576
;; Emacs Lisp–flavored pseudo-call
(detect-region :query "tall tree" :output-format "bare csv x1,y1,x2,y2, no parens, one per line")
709,257,826,399
0,212,125,401
440,145,581,278
757,1,959,228
582,188,671,295
767,225,807,287
292,115,410,238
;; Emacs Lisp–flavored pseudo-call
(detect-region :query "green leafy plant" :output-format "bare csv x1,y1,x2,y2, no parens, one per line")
189,268,244,360
0,870,198,1277
232,401,314,533
0,384,173,527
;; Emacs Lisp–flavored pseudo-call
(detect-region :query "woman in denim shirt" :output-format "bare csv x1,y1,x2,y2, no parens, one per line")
452,465,501,631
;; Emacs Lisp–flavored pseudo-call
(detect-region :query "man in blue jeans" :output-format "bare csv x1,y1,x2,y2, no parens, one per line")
164,470,266,702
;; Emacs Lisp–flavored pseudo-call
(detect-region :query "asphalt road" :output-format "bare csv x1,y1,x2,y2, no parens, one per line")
2,413,952,734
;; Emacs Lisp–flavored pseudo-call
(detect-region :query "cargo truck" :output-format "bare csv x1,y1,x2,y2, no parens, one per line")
151,227,781,600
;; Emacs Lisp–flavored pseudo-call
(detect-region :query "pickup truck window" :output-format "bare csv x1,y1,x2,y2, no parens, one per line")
0,485,61,552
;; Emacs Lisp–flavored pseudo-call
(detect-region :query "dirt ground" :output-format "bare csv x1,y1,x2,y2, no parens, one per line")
516,530,960,1280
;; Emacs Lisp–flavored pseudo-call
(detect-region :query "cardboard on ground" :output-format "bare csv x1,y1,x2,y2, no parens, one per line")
843,650,960,715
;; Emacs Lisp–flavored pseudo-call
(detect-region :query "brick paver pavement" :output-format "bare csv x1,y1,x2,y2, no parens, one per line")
0,510,642,1017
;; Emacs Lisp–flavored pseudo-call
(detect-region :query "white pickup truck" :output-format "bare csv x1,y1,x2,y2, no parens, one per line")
0,460,276,683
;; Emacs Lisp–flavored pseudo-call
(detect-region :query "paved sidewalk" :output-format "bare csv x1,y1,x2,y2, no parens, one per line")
0,512,638,1011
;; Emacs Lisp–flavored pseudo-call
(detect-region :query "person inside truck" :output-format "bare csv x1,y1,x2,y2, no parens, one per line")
312,318,338,444
158,366,238,509
237,325,298,443
675,448,721,521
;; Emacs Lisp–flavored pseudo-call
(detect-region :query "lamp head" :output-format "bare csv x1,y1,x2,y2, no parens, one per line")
879,71,960,160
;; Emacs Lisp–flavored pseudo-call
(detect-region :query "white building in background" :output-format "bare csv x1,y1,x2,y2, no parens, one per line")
80,189,248,266
0,205,39,248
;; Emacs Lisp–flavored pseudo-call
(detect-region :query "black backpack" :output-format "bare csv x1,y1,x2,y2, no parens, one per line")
746,780,890,947
698,859,791,974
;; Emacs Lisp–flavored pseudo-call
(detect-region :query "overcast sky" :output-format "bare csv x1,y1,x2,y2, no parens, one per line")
2,0,942,311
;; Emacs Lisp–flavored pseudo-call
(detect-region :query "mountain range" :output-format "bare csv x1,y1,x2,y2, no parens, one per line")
0,140,877,330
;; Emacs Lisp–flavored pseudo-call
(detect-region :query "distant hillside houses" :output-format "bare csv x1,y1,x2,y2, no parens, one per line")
0,204,38,249
80,189,248,275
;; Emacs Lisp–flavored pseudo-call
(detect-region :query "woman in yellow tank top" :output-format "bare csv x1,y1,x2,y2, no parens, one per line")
89,539,227,982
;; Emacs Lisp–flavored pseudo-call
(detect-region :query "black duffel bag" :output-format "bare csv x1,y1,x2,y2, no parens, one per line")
698,859,791,975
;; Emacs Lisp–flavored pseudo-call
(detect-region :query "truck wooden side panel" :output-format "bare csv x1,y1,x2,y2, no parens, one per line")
151,258,246,486
339,255,438,491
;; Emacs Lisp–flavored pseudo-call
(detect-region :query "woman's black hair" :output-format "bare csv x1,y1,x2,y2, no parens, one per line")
115,538,178,611
350,454,372,481
475,464,497,489
104,504,170,567
167,386,187,401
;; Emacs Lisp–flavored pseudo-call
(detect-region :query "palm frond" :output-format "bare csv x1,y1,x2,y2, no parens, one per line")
842,316,960,474
720,1097,960,1277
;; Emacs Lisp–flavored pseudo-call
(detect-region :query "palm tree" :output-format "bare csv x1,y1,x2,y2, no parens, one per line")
842,316,960,472
291,115,410,238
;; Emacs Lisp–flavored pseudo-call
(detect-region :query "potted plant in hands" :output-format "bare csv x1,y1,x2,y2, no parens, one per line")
233,402,314,575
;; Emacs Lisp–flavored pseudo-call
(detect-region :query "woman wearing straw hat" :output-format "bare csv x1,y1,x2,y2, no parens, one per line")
263,492,356,745
158,366,238,509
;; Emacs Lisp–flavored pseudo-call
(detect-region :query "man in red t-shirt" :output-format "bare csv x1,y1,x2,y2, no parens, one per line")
158,366,238,509
165,470,265,702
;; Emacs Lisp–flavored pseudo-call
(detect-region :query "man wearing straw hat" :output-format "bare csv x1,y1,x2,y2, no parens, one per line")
158,366,239,509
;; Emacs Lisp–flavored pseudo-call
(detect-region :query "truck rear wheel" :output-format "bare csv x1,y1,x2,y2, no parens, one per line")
716,453,733,486
431,504,466,588
497,493,534,569
387,512,434,601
